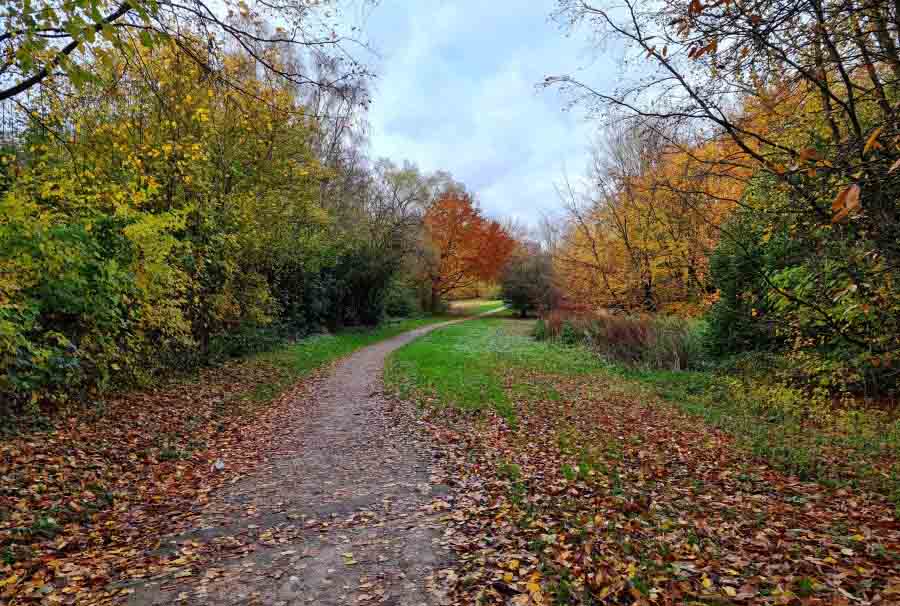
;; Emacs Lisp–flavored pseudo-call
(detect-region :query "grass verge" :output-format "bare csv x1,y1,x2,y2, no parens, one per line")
390,316,900,505
397,318,900,604
606,363,900,505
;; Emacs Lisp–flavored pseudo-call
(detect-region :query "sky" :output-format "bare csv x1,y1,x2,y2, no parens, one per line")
360,1,621,228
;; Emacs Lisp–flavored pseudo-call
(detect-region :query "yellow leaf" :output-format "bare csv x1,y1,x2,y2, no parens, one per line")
864,127,883,155
702,575,713,589
724,586,736,597
0,575,19,588
509,559,521,570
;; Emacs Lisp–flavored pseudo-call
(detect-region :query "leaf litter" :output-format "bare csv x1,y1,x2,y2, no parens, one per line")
0,357,328,604
414,369,900,605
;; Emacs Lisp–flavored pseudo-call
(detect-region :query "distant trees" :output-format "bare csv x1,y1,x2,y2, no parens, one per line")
500,249,559,317
422,191,516,310
553,124,729,316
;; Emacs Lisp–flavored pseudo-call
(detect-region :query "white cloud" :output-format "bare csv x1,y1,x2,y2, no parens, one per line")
363,0,618,227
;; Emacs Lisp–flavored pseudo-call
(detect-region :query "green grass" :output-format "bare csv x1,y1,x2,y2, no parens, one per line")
246,316,452,403
388,317,900,506
384,318,603,422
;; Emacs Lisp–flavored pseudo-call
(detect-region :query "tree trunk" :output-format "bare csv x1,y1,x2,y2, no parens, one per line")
430,278,441,312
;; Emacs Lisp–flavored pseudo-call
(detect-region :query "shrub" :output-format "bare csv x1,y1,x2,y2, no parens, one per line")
559,321,580,346
207,323,285,362
499,252,559,317
532,318,547,340
383,279,422,318
537,310,707,370
705,207,781,356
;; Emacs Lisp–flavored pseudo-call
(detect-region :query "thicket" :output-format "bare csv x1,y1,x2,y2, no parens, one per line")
535,311,706,371
0,35,438,417
548,0,900,402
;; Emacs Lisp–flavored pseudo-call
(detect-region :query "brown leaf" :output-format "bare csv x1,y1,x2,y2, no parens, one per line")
831,184,861,223
798,148,819,162
831,186,850,213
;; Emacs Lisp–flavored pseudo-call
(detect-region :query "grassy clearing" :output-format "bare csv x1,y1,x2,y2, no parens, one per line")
447,298,506,316
391,317,900,503
384,318,602,422
400,319,900,604
535,310,900,501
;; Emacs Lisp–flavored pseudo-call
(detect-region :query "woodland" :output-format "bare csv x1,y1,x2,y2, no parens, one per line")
1,0,900,604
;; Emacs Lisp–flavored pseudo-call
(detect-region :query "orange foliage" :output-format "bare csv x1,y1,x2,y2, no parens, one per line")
424,191,516,304
555,132,745,314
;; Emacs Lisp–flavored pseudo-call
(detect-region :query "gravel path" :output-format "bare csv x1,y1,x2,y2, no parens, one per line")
129,320,465,606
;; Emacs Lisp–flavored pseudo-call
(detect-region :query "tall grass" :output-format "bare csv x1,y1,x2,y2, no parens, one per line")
535,310,706,371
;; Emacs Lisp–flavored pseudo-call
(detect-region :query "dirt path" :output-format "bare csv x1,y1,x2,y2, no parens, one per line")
128,320,465,606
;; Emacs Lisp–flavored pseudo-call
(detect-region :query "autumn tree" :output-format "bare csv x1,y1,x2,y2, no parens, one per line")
550,0,900,392
422,191,516,310
0,29,453,412
0,0,372,103
553,123,729,314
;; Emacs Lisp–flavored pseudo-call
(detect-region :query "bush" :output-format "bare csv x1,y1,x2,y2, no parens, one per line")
532,318,547,340
500,252,559,317
383,279,422,318
705,207,781,356
537,310,707,371
207,323,286,362
705,180,900,398
559,321,580,346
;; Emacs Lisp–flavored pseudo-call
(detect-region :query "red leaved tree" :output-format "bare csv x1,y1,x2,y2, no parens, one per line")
423,191,516,309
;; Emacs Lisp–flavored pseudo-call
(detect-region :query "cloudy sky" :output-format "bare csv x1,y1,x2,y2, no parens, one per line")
360,1,621,227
